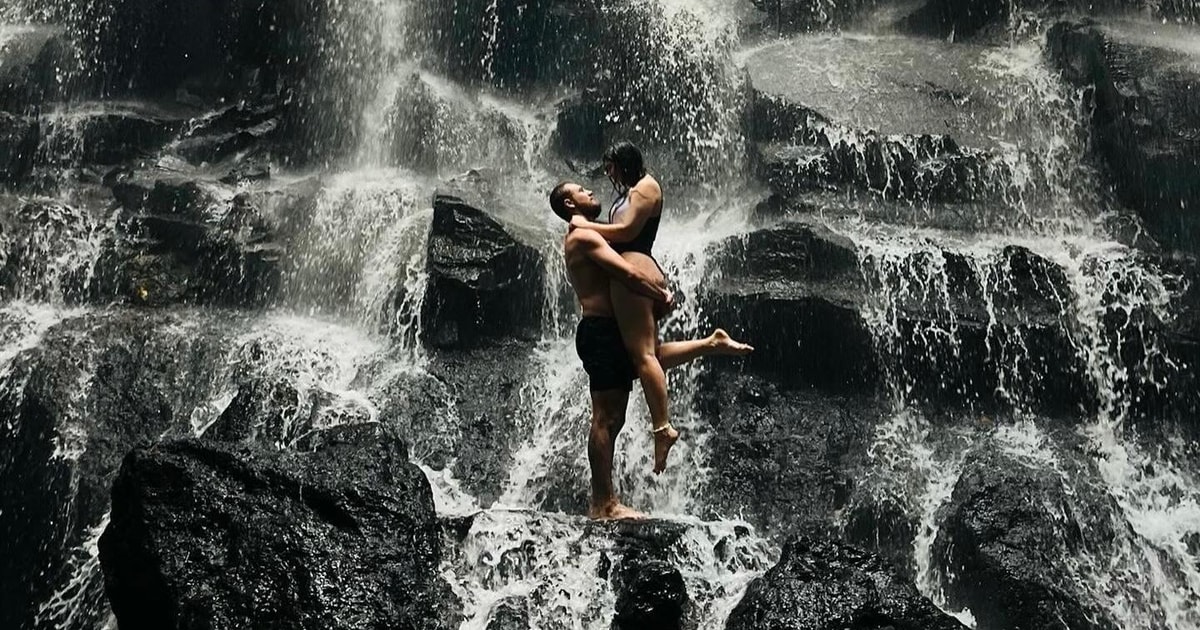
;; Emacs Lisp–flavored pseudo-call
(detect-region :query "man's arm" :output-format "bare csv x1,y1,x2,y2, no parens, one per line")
569,182,659,243
572,229,669,303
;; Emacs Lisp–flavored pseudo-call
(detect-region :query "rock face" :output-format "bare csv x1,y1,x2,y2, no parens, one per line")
1048,19,1200,254
422,182,544,349
92,176,283,306
726,536,968,630
701,221,1087,413
99,424,461,630
0,112,38,185
602,520,691,630
0,25,68,111
0,312,228,630
933,443,1119,630
696,370,876,534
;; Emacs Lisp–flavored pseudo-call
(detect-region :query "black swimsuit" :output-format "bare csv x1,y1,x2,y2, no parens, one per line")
608,190,661,256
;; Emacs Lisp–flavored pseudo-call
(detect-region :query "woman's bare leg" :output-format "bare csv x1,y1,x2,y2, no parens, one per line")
657,329,754,371
611,257,677,474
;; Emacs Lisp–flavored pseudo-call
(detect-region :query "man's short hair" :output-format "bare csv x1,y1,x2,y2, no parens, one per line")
549,181,573,222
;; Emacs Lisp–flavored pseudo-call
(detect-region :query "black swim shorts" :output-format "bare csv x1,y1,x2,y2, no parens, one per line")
576,316,636,392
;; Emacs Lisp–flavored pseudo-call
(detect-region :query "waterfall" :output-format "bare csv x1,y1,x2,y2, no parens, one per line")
4,1,1200,629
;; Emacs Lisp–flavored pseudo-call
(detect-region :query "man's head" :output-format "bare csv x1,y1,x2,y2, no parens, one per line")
549,182,601,222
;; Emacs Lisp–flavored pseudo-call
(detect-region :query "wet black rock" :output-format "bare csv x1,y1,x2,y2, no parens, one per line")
0,112,39,185
934,441,1119,630
0,311,227,630
420,0,602,88
485,597,530,630
0,25,69,111
175,102,283,166
92,177,283,306
99,423,461,630
702,221,875,392
422,180,545,349
726,536,968,630
1048,19,1200,254
696,370,878,534
703,222,1088,413
594,519,691,630
745,87,1006,204
38,103,189,166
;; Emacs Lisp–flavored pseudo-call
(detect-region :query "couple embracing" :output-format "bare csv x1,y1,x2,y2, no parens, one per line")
549,142,753,520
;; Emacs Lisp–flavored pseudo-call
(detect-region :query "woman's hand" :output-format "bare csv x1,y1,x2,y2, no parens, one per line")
569,215,589,231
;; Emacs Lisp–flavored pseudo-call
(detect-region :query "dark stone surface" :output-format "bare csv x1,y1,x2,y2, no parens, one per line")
0,311,229,630
1048,19,1200,253
590,519,691,630
417,0,602,88
422,180,545,349
91,176,283,306
99,424,461,630
485,597,530,630
38,103,188,166
745,87,1007,204
0,25,69,111
702,221,1091,413
696,369,878,534
934,441,1119,630
0,112,39,185
726,536,968,630
174,101,283,166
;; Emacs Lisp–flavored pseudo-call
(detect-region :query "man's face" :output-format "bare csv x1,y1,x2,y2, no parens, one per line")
564,183,601,219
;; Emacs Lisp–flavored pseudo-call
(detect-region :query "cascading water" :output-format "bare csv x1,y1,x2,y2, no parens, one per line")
4,0,1200,629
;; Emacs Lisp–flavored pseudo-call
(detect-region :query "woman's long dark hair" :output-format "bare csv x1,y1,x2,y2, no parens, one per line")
603,141,646,190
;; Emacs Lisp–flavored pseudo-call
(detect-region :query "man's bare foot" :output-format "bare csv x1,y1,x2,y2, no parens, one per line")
653,425,680,474
709,329,754,356
589,502,646,521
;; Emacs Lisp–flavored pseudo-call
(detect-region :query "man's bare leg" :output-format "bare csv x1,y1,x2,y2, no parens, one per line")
657,329,753,371
587,389,645,520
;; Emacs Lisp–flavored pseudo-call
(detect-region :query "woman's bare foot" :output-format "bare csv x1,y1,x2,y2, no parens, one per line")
652,425,680,474
709,329,754,355
589,502,646,521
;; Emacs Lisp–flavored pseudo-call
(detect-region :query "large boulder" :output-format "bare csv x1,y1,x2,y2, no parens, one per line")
0,112,38,185
1048,19,1200,254
933,442,1119,630
695,370,877,535
0,311,231,630
421,176,545,349
726,536,968,630
602,520,691,630
98,424,461,630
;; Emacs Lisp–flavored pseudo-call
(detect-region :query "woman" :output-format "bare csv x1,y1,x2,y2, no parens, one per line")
569,142,678,474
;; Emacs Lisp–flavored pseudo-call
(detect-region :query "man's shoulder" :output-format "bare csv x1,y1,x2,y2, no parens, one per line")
565,228,602,247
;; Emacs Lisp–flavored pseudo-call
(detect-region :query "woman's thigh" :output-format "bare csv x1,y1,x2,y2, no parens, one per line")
610,253,663,356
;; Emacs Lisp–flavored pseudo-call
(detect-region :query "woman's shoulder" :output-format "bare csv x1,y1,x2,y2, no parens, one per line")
633,174,662,198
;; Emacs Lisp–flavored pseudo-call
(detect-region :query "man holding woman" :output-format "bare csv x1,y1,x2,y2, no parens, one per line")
549,141,752,520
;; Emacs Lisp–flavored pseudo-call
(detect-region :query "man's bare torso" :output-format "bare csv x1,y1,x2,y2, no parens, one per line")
564,233,614,317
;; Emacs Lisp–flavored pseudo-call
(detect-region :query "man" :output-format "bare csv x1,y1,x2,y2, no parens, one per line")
549,181,753,520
